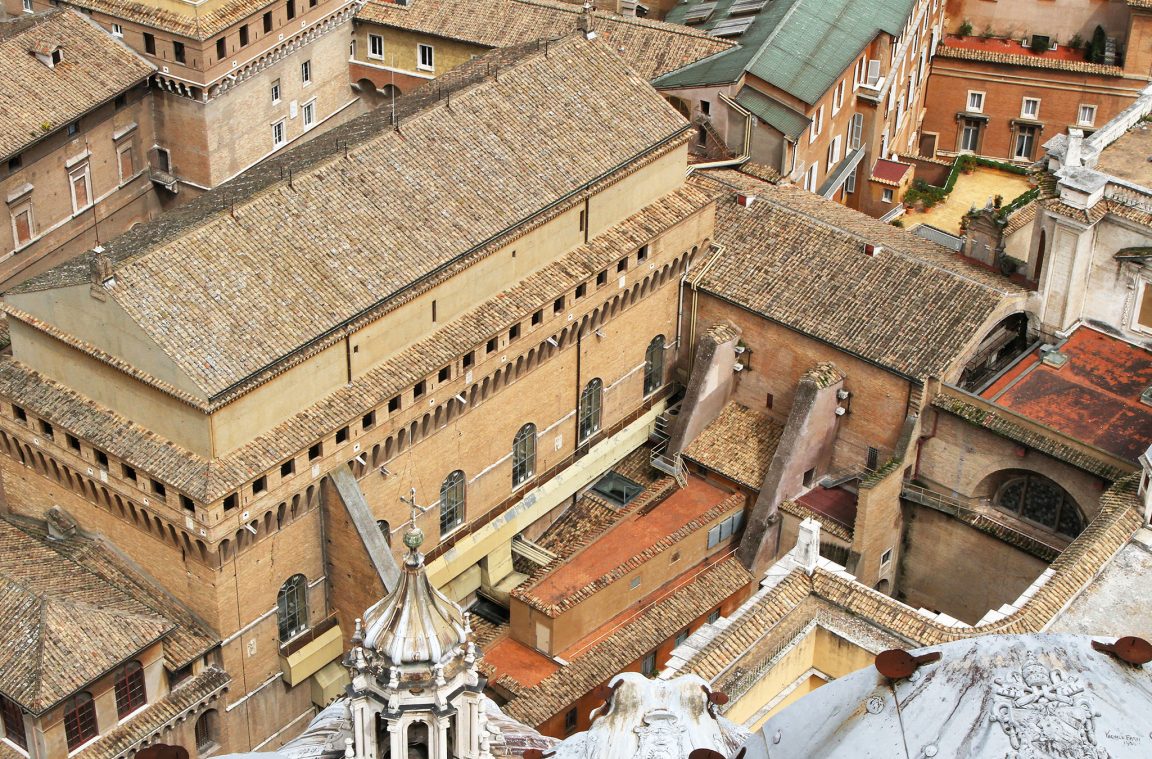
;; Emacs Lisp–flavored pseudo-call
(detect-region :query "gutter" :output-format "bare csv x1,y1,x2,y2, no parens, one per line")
686,93,754,173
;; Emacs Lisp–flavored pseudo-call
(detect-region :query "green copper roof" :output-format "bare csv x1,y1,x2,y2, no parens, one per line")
657,0,915,106
734,86,809,139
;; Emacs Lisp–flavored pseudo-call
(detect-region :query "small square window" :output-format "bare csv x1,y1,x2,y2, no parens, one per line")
414,380,426,398
880,548,893,566
95,450,109,468
966,91,984,113
882,188,894,204
462,351,474,369
114,93,127,110
508,324,520,341
531,310,543,326
152,480,167,499
308,442,322,460
8,155,22,173
111,23,123,37
67,121,79,137
617,258,627,273
575,283,587,299
66,434,81,452
224,493,238,510
252,475,267,494
122,464,137,482
707,609,721,624
637,245,649,262
1021,97,1040,120
596,270,607,287
1077,104,1097,127
39,420,53,439
281,459,296,477
417,43,434,71
336,426,350,443
438,366,450,382
553,296,565,314
486,337,498,354
12,406,26,423
362,411,376,429
368,34,384,60
629,576,641,589
388,395,401,412
180,495,195,512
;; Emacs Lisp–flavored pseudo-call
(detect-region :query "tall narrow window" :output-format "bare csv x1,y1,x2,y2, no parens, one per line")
287,0,296,19
239,25,250,47
195,710,219,752
644,335,665,396
512,423,536,488
439,470,465,535
301,59,312,85
369,34,384,59
264,11,273,33
848,112,863,149
113,661,147,718
271,78,282,103
417,43,434,71
277,574,308,642
11,201,34,247
173,41,186,64
578,378,603,443
117,144,135,185
272,120,286,147
63,693,98,750
69,165,91,213
216,37,227,60
302,100,315,129
0,695,26,751
143,33,156,55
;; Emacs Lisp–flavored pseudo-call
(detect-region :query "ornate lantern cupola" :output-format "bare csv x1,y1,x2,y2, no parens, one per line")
346,503,488,759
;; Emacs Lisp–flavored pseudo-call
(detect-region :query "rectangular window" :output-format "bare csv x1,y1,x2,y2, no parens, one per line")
271,78,281,103
272,120,286,147
554,296,564,313
417,43,434,71
596,270,607,287
11,201,34,247
1136,281,1152,332
239,25,249,47
224,493,238,510
151,479,166,499
508,324,520,341
809,105,824,143
173,41,186,64
180,495,195,511
575,283,587,299
1,694,28,750
264,11,273,33
302,99,315,129
216,37,227,59
617,257,627,273
1021,97,1040,120
564,708,578,736
966,90,984,113
578,208,586,232
111,23,123,36
69,165,92,213
462,351,474,368
637,244,648,261
641,650,657,677
252,475,267,494
849,112,863,150
438,366,450,382
369,33,384,59
1077,104,1097,127
308,442,322,460
1013,125,1038,160
827,135,842,171
143,33,156,55
8,155,22,173
531,309,543,325
882,188,894,203
301,59,312,85
336,426,349,444
21,0,32,12
67,120,79,137
123,463,137,482
39,420,53,440
413,380,426,398
388,395,401,412
802,163,818,192
281,459,295,477
845,166,857,194
832,80,845,113
486,337,498,354
117,144,135,185
66,434,80,452
287,0,296,19
961,118,981,152
12,406,26,423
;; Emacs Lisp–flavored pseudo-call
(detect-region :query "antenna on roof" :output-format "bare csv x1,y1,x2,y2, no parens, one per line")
390,53,397,127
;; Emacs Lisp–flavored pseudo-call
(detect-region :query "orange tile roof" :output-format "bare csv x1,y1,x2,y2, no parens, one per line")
937,36,1125,76
480,636,560,688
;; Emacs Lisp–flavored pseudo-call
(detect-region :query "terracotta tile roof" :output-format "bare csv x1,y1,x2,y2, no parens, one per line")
692,170,1026,380
0,516,217,714
501,555,752,726
1002,200,1036,237
0,10,153,160
779,498,853,542
683,402,783,489
936,40,1125,76
356,0,734,80
59,0,285,41
0,181,714,502
12,34,689,401
76,667,230,759
871,158,912,184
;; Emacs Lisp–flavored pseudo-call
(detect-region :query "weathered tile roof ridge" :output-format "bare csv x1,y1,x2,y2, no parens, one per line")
0,9,154,160
690,170,1025,379
936,43,1125,76
931,391,1130,479
805,362,844,388
356,0,735,80
501,555,752,725
778,499,853,541
683,401,783,490
0,515,217,714
59,0,298,41
0,182,712,503
13,34,690,402
1002,200,1037,237
76,667,230,759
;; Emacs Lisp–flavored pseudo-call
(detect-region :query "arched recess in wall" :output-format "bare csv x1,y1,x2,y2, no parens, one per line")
978,468,1086,539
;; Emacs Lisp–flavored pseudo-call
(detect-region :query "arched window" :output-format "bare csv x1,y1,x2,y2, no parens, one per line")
277,574,309,642
995,474,1084,538
113,660,147,718
578,379,603,443
195,709,219,753
644,335,665,396
439,470,465,535
0,694,27,751
512,424,536,488
63,692,98,750
377,519,391,546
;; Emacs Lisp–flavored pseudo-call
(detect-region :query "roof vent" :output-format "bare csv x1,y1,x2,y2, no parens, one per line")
737,193,756,208
1040,348,1069,368
863,243,883,257
1141,386,1152,407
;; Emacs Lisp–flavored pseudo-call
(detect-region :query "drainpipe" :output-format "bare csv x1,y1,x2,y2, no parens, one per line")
687,93,754,172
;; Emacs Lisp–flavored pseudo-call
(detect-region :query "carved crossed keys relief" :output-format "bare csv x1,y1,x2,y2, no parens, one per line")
990,653,1108,759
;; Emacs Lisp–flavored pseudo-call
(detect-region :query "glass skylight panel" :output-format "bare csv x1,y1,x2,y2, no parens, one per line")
710,17,755,37
683,2,718,24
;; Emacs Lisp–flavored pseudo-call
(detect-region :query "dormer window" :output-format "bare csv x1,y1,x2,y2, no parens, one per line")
31,43,64,69
51,49,62,66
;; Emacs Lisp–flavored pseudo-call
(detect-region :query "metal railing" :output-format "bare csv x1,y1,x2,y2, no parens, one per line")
901,484,1065,555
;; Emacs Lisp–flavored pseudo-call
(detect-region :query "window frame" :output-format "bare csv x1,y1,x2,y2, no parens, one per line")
368,33,384,60
511,423,536,489
439,470,465,536
1133,279,1152,334
113,661,147,719
111,22,123,37
578,378,603,444
966,90,985,114
68,163,92,215
882,188,894,204
1077,104,1097,127
643,335,665,396
1021,97,1040,120
63,692,98,751
10,199,35,250
271,78,282,104
276,574,309,643
302,98,316,130
0,694,27,751
272,119,286,148
116,143,136,186
301,59,312,85
417,43,435,72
